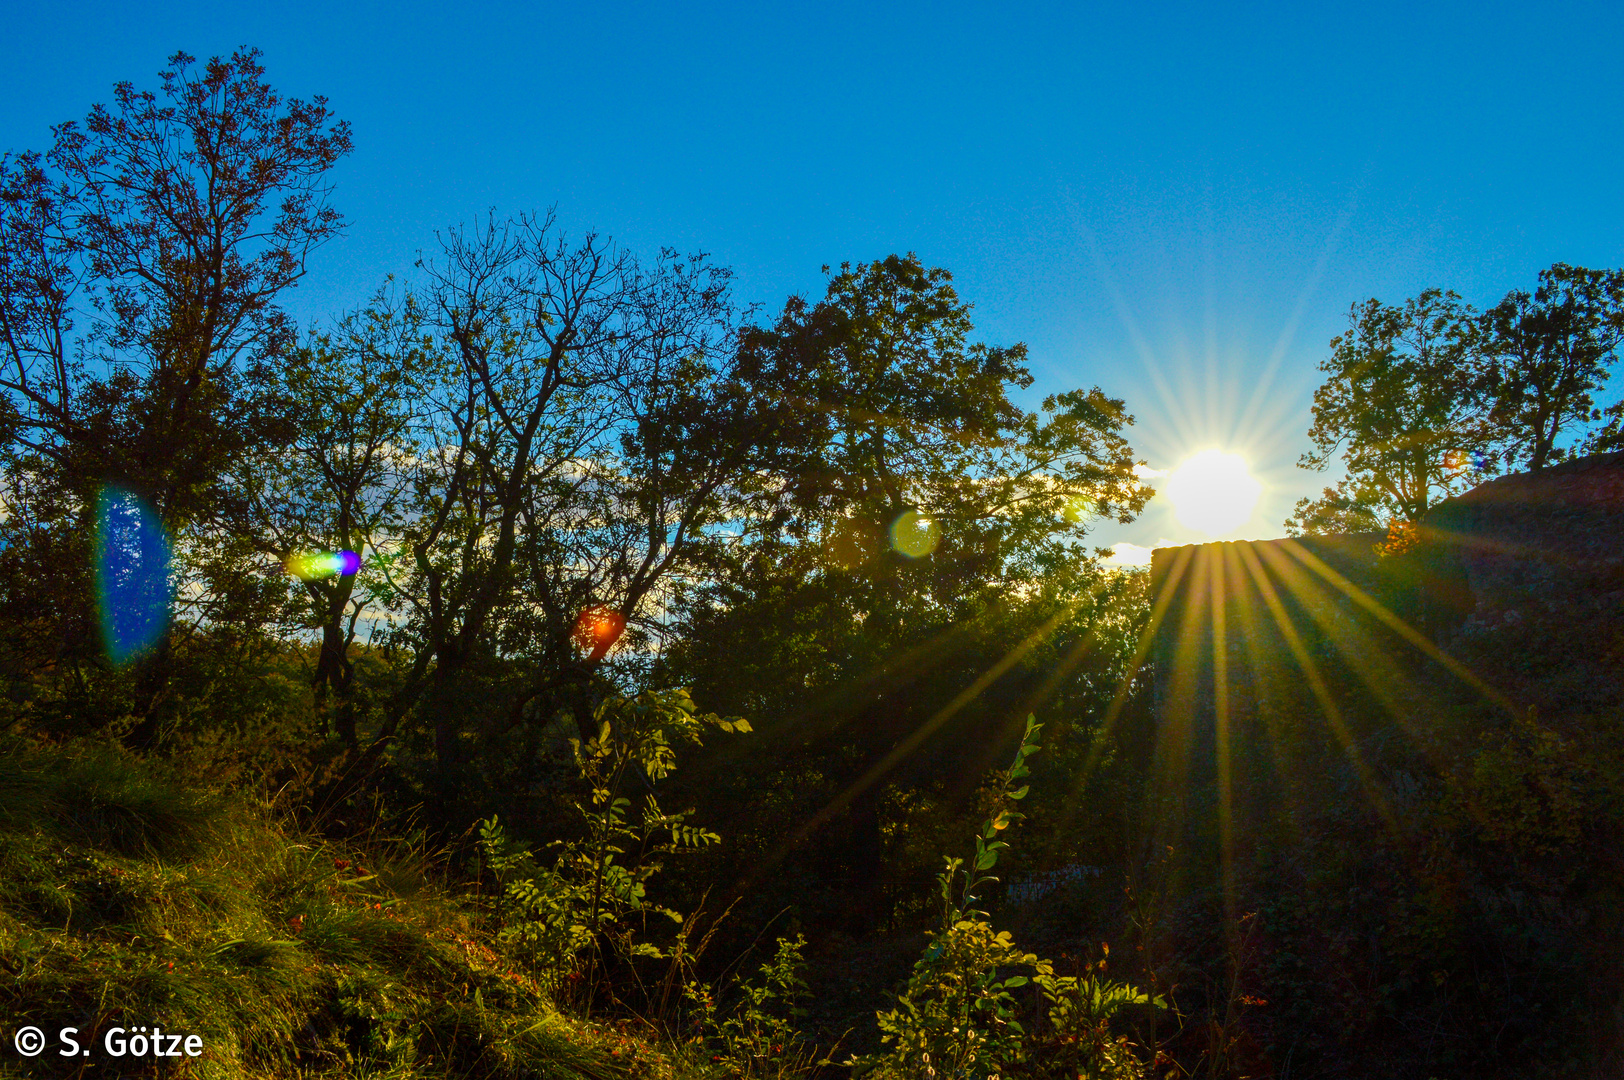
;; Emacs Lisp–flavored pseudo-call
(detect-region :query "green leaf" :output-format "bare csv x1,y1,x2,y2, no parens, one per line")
975,851,999,870
1008,785,1029,800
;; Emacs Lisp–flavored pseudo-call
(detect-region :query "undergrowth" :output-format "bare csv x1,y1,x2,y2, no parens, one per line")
0,738,659,1079
0,716,1167,1080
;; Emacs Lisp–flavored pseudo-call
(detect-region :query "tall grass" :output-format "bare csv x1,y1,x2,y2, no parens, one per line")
0,739,650,1079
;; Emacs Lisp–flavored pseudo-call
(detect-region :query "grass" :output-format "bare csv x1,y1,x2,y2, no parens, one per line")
0,738,681,1079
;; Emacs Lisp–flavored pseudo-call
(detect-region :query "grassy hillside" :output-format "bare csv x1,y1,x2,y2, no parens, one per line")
0,739,668,1079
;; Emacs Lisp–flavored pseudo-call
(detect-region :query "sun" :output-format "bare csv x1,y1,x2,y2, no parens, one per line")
1163,450,1263,536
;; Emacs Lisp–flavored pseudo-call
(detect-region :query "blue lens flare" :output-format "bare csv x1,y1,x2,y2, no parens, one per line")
95,486,172,665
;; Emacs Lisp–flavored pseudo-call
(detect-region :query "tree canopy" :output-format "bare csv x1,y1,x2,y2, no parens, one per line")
1287,289,1490,533
1289,267,1624,535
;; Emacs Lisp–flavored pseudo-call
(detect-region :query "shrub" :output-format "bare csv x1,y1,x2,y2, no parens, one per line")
477,689,743,1005
853,717,1162,1080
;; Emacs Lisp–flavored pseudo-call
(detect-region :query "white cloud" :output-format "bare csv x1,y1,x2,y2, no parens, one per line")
1133,463,1168,481
1100,538,1181,568
1102,542,1155,567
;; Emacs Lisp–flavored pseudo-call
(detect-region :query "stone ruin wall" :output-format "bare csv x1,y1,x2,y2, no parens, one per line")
1146,450,1624,730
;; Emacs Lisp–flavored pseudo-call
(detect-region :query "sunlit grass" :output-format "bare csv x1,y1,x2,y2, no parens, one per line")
0,741,665,1080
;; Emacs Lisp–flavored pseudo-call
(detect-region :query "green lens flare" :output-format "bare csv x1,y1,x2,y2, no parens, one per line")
889,510,941,559
285,550,361,580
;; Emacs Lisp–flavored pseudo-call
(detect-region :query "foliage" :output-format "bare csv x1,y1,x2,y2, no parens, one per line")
14,45,1624,1080
1029,948,1160,1080
855,717,1160,1080
682,933,826,1078
0,50,352,736
0,48,352,527
1481,263,1624,470
477,690,741,1004
1288,288,1492,533
728,255,1147,606
0,739,644,1079
245,282,439,741
658,257,1150,945
1290,264,1624,534
309,212,794,804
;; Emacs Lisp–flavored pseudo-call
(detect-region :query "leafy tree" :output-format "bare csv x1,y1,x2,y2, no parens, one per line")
1585,398,1624,455
241,284,436,749
1287,289,1491,534
329,213,780,806
0,48,350,740
733,256,1144,590
659,256,1148,934
1480,263,1624,470
0,47,350,534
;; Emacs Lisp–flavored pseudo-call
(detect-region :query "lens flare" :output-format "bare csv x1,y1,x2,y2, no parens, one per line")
1061,494,1097,523
285,550,361,581
1444,449,1489,475
889,510,940,559
574,606,626,656
95,486,171,665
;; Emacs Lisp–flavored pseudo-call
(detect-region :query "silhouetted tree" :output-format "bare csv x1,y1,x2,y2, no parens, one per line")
0,49,350,739
1288,289,1491,533
1481,263,1624,470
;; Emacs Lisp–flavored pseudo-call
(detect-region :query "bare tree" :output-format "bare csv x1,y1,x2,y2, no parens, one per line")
337,213,765,789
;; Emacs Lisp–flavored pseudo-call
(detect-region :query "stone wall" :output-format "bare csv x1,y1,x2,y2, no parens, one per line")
1146,450,1624,731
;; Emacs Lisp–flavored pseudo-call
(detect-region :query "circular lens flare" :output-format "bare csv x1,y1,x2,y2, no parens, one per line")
574,606,626,656
889,510,941,559
1164,451,1263,537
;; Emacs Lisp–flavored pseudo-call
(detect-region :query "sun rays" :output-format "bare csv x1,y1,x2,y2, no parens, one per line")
751,523,1521,927
1163,450,1264,536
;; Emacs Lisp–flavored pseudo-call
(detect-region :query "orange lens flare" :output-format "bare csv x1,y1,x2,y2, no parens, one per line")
573,607,626,655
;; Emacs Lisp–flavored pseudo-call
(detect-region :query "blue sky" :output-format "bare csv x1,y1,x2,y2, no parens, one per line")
5,1,1621,557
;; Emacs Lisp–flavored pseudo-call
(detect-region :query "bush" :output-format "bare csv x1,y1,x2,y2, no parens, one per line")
854,717,1161,1080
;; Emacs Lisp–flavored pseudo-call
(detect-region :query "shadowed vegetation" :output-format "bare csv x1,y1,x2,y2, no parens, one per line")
2,46,1622,1080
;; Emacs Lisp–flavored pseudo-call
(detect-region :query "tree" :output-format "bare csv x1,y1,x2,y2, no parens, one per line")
329,212,774,804
658,256,1148,931
727,256,1145,610
0,49,350,738
1287,289,1491,534
0,47,351,532
1585,399,1624,456
1481,263,1624,471
242,283,435,749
